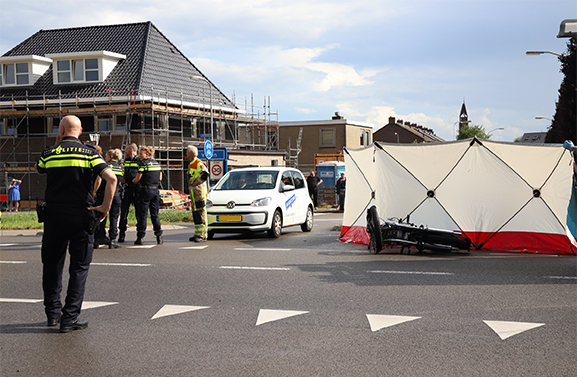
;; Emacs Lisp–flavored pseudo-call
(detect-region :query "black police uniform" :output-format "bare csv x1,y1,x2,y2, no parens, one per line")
135,157,163,242
94,160,123,247
118,155,141,242
36,136,109,325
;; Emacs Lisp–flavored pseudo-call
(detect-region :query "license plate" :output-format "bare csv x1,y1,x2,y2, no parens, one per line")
217,215,242,222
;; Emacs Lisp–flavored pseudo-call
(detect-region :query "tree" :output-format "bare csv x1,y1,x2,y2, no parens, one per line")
457,124,491,140
545,38,576,143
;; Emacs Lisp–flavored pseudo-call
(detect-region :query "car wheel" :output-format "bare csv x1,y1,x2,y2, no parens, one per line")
300,206,313,232
267,210,282,238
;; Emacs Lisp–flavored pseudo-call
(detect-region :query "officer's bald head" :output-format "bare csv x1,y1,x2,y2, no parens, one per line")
59,115,83,138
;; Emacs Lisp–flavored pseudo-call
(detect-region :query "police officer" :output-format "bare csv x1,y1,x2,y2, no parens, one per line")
132,146,163,245
187,145,209,242
36,115,117,333
94,149,124,248
118,143,140,243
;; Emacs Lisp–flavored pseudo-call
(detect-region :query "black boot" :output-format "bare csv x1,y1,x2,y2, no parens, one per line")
157,236,163,245
118,232,125,243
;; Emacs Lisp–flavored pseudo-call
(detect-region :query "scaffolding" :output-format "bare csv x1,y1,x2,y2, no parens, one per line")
0,87,279,210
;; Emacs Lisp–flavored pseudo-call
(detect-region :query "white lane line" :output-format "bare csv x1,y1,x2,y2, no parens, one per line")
220,266,290,271
0,298,42,303
179,246,209,250
234,248,292,251
0,261,27,264
91,262,152,267
546,276,577,280
126,245,157,249
0,244,18,247
368,270,454,276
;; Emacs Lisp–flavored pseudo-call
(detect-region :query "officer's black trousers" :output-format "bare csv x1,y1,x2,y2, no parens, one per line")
41,212,93,323
96,193,121,241
119,186,140,234
136,189,162,239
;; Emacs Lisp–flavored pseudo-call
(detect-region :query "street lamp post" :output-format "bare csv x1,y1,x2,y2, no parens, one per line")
487,127,504,138
394,132,399,143
190,75,213,142
525,51,562,57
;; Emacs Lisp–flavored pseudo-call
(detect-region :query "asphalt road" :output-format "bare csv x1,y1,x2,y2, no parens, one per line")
1,212,576,376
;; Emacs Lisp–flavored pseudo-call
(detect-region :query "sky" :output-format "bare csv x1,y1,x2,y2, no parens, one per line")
1,0,575,142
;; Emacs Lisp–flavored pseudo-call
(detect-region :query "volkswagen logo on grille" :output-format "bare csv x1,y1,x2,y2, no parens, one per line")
227,201,236,209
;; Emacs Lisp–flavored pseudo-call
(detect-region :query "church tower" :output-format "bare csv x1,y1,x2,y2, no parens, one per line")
459,101,469,132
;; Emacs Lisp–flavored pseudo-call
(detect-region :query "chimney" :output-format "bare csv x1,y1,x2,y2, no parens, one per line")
389,116,396,125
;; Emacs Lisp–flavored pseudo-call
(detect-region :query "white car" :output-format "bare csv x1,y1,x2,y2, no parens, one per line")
206,167,314,238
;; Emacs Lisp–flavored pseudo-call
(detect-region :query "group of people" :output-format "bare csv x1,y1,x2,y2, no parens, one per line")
36,115,209,333
306,170,346,212
92,143,164,248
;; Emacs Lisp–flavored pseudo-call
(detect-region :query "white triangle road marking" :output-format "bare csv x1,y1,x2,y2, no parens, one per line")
81,301,119,310
483,320,545,340
366,314,421,332
0,298,42,303
256,309,309,326
151,305,210,320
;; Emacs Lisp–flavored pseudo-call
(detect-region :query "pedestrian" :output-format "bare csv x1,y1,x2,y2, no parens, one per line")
94,149,124,249
8,178,22,212
187,145,209,242
36,115,117,333
306,170,323,209
118,143,141,243
336,172,346,212
132,146,163,245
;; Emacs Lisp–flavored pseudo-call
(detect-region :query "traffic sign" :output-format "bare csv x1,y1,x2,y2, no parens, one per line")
210,161,224,181
204,140,213,160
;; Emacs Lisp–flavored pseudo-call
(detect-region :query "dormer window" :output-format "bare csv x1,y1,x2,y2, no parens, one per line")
56,58,99,83
47,51,126,85
0,55,52,87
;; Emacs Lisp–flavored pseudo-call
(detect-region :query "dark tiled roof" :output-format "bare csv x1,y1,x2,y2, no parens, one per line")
1,21,234,109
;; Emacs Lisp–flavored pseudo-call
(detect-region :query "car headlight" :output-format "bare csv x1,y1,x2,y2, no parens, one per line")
206,199,213,208
250,197,272,207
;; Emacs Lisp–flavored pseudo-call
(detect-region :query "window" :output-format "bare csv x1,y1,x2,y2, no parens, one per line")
281,171,294,186
2,63,28,85
320,128,335,147
0,65,3,86
116,115,127,131
57,60,71,83
85,58,99,81
4,64,15,84
97,117,113,131
291,171,305,189
56,58,99,83
360,129,365,146
365,130,370,145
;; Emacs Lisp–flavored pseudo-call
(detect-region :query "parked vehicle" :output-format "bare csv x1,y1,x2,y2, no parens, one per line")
207,167,314,238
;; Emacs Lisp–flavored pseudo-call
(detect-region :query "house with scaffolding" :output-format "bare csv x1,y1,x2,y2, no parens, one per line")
0,21,283,209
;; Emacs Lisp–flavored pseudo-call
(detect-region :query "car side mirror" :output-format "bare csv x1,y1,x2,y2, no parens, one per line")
281,184,295,192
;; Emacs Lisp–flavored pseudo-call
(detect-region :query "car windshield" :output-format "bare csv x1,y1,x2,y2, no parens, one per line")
214,170,279,190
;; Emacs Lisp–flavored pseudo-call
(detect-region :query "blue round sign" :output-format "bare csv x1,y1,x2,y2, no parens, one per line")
204,140,214,160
